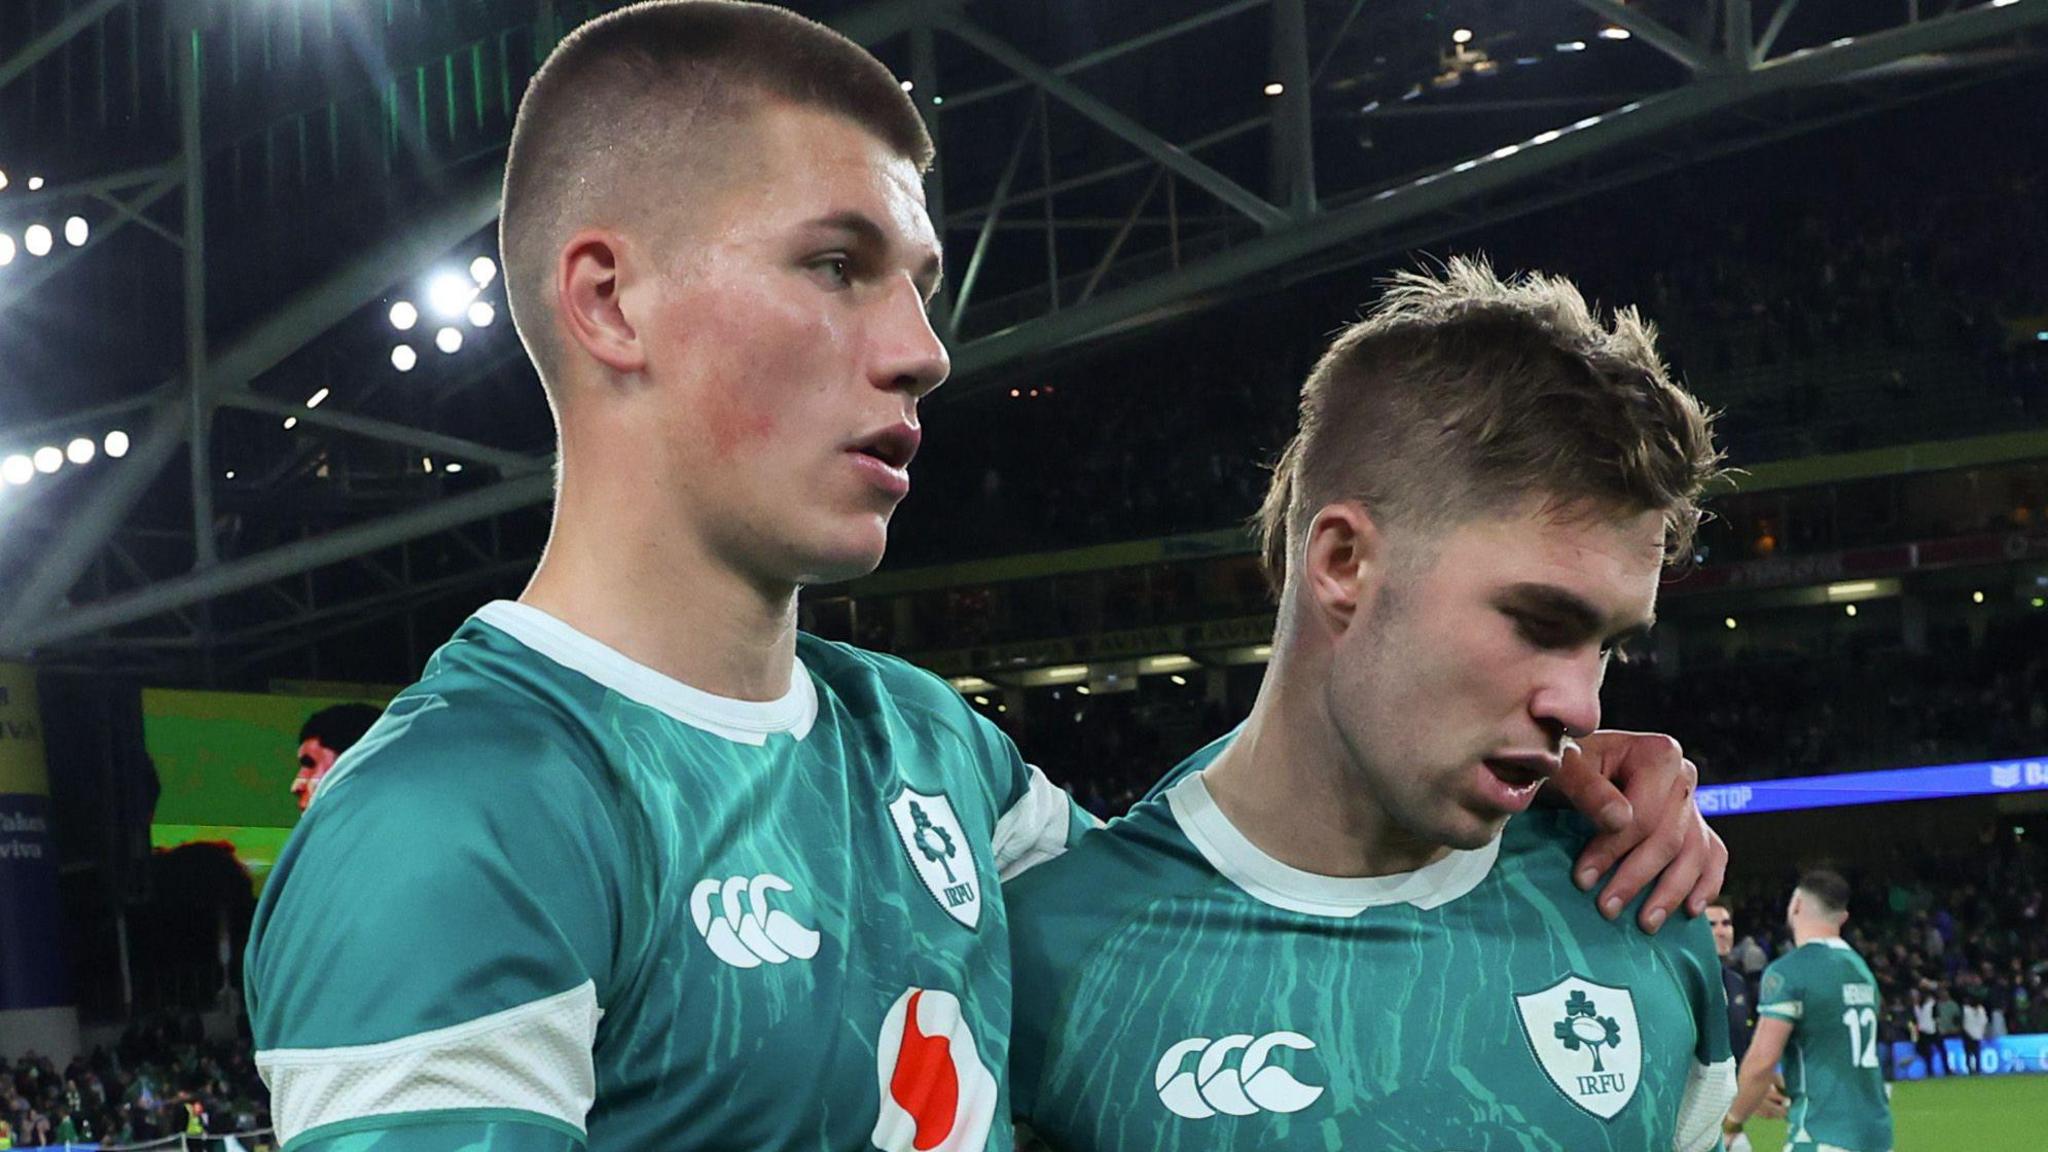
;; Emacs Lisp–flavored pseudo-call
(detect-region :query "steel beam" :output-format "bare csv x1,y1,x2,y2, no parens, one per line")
947,0,2048,383
0,174,183,313
0,396,189,645
0,0,130,94
943,0,1267,112
1756,0,1806,63
1574,0,1716,73
0,389,174,450
1,163,178,211
937,13,1289,231
7,472,555,653
1269,0,1316,217
219,391,552,476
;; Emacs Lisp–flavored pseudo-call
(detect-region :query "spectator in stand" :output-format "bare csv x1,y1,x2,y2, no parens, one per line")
1912,986,1944,1078
1961,994,1989,1074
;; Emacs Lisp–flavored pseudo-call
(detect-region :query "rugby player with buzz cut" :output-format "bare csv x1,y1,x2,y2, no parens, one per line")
1008,259,1739,1152
1725,870,1895,1152
244,5,1729,1150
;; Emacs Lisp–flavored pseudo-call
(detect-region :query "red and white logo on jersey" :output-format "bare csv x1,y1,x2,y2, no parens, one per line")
870,987,997,1152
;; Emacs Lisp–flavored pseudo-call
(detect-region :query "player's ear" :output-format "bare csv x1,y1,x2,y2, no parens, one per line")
558,227,648,376
1301,501,1382,633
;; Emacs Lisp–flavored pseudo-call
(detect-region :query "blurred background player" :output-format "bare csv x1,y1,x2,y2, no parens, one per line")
1726,870,1895,1152
1710,901,1786,1152
289,703,382,812
1008,260,1737,1151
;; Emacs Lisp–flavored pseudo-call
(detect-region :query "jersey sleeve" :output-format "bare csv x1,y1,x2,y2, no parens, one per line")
966,708,1098,880
1666,913,1737,1152
245,693,624,1151
1758,954,1807,1023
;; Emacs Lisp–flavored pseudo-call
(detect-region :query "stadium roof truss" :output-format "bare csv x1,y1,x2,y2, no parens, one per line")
0,0,2043,676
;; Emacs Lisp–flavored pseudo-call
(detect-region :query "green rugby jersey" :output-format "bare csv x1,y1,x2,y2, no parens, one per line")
1008,750,1734,1152
246,601,1091,1152
1757,939,1894,1152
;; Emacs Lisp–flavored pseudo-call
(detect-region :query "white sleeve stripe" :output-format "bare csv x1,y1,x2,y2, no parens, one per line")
1760,1000,1804,1019
1672,1056,1737,1152
993,764,1093,881
257,980,602,1147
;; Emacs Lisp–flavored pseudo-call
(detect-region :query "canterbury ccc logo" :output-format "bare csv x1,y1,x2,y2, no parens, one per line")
871,988,998,1152
689,874,821,968
1155,1032,1326,1119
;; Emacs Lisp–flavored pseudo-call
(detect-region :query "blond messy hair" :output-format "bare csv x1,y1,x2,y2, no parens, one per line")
1257,256,1723,593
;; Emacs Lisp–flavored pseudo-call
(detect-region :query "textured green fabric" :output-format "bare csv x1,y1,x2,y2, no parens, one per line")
250,608,1080,1151
1008,740,1730,1151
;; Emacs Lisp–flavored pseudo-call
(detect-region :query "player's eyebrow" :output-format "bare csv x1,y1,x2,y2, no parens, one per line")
801,210,945,302
1499,582,1656,648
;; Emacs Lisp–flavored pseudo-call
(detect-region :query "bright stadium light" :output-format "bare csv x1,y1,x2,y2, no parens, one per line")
436,326,464,354
1844,604,1858,618
1599,26,1631,40
306,387,330,409
391,344,419,372
1452,28,1473,44
1724,616,1738,630
428,272,476,318
1972,590,1985,604
33,446,63,473
103,429,130,457
467,300,496,328
24,225,52,257
389,300,419,331
65,437,95,465
1,455,33,485
900,79,914,92
1263,82,1285,96
0,170,7,190
445,461,463,474
0,234,14,266
26,176,43,190
468,256,498,287
64,216,88,246
282,416,299,430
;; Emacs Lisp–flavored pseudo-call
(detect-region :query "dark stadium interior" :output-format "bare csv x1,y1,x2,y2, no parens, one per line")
3,0,2047,1147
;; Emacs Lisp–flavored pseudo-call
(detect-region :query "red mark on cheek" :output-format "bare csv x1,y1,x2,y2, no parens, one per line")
889,990,959,1150
695,376,779,460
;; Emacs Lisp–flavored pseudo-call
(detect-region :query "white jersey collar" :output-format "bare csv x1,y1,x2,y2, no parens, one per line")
473,600,817,745
1164,772,1499,919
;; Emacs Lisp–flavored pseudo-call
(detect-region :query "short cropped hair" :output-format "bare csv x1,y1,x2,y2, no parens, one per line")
501,0,933,384
1255,256,1723,593
1797,869,1852,917
298,703,383,755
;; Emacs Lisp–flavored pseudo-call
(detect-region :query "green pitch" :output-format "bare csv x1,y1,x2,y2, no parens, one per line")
1743,1077,2048,1151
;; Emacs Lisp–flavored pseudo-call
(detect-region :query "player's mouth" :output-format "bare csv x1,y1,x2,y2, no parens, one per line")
1478,754,1560,813
846,423,920,500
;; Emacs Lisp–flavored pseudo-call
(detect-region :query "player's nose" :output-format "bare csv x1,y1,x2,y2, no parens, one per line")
871,274,949,399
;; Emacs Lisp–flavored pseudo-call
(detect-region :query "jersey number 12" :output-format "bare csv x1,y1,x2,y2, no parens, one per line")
1841,1007,1879,1069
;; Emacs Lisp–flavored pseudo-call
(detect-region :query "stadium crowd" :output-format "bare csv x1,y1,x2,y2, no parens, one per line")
0,1016,271,1149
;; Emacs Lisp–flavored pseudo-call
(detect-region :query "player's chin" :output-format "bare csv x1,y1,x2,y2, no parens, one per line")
1439,803,1513,850
796,515,892,584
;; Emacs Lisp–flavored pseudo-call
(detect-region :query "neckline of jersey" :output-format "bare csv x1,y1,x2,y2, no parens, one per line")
1163,772,1500,918
472,600,818,745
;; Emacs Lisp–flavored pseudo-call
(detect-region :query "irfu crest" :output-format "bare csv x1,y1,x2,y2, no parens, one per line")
1514,975,1642,1120
888,787,981,930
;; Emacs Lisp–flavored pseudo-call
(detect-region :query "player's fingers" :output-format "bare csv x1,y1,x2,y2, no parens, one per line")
1554,737,1636,841
1631,812,1706,933
1592,763,1691,926
1682,813,1729,917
